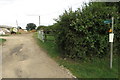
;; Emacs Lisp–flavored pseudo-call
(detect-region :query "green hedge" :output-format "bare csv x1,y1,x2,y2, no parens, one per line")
55,2,119,60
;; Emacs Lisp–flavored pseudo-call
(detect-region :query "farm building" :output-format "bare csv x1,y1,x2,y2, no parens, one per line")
0,25,11,35
18,29,28,34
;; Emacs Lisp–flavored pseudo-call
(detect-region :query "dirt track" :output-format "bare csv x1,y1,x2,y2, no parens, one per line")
1,33,73,78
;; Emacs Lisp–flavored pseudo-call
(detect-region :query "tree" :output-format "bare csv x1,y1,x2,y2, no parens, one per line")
36,25,46,30
18,26,22,29
26,23,36,31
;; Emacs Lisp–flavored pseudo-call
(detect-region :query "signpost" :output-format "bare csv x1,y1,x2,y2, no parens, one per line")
104,17,114,69
109,33,114,42
104,20,112,24
110,17,114,69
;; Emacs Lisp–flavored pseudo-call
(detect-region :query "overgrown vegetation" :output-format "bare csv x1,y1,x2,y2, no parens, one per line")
34,2,119,78
37,25,56,34
54,2,120,60
34,32,119,78
34,32,59,58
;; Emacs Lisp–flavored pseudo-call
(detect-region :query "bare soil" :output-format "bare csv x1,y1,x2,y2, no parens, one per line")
1,33,73,78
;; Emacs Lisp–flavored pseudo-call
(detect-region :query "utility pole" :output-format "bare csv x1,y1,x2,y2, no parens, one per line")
16,20,18,28
28,15,40,27
39,16,40,26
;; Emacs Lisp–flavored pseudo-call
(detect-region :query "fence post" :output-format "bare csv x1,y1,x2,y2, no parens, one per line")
41,30,44,42
38,30,45,42
44,30,47,42
38,30,40,39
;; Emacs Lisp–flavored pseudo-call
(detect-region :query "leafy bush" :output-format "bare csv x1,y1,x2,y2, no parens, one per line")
37,25,47,31
37,25,57,35
55,2,119,60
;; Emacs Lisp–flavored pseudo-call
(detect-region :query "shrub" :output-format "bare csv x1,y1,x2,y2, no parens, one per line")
55,2,119,60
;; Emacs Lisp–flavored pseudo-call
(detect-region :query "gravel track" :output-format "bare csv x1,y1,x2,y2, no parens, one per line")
1,33,73,78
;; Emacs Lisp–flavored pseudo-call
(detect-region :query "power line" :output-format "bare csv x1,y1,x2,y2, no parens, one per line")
26,1,89,26
27,15,41,26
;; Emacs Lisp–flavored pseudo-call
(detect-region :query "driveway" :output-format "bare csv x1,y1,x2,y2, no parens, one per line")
0,33,73,78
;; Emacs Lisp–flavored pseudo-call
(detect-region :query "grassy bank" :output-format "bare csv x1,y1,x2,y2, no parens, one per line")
0,38,6,44
33,32,119,78
0,34,9,36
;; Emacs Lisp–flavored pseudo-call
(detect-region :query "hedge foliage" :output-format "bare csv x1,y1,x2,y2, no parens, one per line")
55,2,120,60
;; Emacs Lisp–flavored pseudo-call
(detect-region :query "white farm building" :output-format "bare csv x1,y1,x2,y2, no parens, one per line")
0,25,12,35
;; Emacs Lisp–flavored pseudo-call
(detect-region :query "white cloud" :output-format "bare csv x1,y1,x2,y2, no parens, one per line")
0,0,89,29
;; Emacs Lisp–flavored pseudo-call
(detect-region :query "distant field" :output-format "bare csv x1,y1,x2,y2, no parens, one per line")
0,38,6,44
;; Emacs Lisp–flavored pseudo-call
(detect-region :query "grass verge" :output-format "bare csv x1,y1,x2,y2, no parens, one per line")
0,38,6,44
33,32,119,78
34,32,60,58
0,34,9,36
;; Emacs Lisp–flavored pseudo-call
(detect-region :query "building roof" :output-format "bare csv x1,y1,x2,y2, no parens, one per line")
0,25,12,28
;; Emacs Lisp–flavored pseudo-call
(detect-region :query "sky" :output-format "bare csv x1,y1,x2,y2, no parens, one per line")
0,0,90,29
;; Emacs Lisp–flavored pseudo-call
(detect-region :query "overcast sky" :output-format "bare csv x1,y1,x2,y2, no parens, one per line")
0,0,90,29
